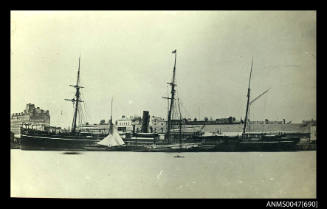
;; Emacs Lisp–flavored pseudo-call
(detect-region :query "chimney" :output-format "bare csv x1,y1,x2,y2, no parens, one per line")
141,111,150,133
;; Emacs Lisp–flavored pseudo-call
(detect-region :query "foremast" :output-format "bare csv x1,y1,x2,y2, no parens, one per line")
65,57,84,133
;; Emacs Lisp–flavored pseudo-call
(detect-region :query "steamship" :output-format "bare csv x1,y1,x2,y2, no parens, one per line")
20,53,302,152
155,53,300,152
20,58,102,150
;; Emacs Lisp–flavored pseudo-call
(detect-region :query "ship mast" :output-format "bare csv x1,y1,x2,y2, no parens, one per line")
178,98,182,150
163,50,177,144
109,97,113,134
242,58,253,136
65,57,84,133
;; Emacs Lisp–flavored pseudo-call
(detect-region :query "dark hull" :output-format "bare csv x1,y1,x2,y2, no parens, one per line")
20,134,98,151
209,141,299,152
197,135,300,152
20,131,305,152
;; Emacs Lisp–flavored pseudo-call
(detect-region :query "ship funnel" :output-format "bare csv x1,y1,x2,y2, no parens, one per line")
141,111,150,133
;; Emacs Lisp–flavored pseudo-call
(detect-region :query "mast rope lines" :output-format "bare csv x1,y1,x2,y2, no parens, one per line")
249,87,270,129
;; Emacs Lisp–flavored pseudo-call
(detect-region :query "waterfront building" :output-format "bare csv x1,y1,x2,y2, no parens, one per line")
11,103,50,135
77,120,110,135
149,116,166,133
116,115,142,133
77,114,166,136
115,114,167,134
249,119,288,124
215,117,237,124
171,116,240,126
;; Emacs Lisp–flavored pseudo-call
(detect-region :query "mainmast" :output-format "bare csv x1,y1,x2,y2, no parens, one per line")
163,49,177,144
242,58,253,136
65,57,84,133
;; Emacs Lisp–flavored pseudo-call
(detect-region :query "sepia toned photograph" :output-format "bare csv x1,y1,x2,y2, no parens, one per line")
10,10,316,199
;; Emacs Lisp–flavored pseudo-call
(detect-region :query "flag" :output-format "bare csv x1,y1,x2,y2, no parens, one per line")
172,49,176,54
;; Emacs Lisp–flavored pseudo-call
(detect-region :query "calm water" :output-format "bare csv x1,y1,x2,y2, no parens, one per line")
10,150,316,198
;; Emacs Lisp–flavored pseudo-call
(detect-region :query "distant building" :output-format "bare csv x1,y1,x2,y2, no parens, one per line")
149,115,166,133
11,103,50,135
250,119,285,124
115,114,166,134
116,115,142,133
77,114,165,135
215,117,237,124
171,116,240,126
77,120,110,135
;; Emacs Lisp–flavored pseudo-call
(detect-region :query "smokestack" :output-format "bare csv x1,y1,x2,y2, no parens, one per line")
141,111,150,133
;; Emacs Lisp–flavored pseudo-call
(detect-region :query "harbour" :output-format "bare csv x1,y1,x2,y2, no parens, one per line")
11,53,316,152
10,150,316,198
10,11,317,199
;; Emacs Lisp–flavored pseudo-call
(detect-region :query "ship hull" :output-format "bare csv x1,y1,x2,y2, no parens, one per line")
183,135,300,152
20,134,98,151
20,130,302,152
198,135,300,152
210,141,299,152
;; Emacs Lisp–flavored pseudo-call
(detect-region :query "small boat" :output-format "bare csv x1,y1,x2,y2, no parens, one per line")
94,126,126,151
86,98,126,151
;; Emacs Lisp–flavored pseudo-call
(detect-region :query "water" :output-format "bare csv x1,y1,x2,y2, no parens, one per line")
10,150,316,198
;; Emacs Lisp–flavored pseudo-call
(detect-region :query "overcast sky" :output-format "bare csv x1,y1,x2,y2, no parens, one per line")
11,11,316,128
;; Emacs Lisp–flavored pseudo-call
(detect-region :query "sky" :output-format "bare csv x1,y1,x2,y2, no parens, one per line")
11,11,316,128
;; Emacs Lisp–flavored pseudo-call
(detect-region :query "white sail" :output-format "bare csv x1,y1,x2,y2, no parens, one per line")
97,126,125,147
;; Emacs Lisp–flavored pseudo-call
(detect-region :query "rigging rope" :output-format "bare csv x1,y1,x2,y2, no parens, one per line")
248,108,251,132
263,90,267,132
